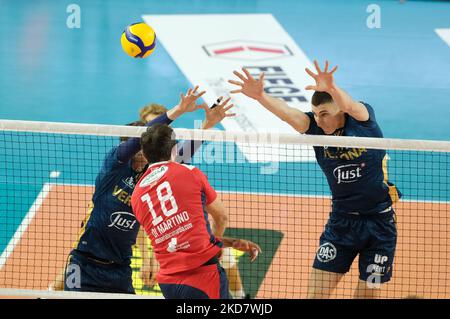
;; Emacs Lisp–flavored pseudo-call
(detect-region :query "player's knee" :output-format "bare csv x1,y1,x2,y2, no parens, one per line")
354,282,382,299
307,286,333,299
307,268,343,299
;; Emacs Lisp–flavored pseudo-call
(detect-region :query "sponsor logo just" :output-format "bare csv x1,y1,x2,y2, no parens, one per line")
108,211,137,232
333,163,365,184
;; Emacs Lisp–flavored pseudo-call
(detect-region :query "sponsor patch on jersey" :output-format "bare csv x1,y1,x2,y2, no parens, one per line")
122,176,135,189
108,211,138,232
140,166,168,187
333,163,364,184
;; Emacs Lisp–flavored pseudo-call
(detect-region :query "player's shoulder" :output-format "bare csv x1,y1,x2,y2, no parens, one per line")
179,163,197,171
165,162,197,172
304,112,321,135
172,163,207,181
103,146,119,163
359,101,375,114
98,146,129,176
352,101,378,125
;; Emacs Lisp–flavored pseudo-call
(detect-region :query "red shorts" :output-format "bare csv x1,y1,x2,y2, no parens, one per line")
157,264,230,299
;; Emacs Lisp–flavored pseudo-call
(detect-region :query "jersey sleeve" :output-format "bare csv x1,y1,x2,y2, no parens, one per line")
116,112,173,163
94,146,126,187
102,146,124,171
352,102,378,127
193,168,217,205
304,112,320,135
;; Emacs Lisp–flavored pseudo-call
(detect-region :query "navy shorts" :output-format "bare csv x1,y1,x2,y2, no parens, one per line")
158,264,230,299
64,250,135,294
313,210,397,284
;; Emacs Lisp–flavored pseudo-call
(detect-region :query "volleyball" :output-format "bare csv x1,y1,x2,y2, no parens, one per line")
120,22,156,58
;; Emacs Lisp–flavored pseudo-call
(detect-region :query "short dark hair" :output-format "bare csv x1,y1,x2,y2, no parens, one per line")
141,123,177,163
311,91,333,107
120,120,146,143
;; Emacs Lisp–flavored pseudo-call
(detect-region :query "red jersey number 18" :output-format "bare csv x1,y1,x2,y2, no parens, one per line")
140,181,179,226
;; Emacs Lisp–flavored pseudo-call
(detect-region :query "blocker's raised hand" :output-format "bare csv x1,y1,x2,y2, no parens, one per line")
228,68,265,101
305,60,338,93
178,85,206,113
201,96,236,130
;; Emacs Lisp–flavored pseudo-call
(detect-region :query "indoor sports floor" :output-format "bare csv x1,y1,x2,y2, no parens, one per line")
0,0,449,298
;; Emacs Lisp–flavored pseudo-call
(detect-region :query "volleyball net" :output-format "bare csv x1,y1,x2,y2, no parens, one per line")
0,119,449,299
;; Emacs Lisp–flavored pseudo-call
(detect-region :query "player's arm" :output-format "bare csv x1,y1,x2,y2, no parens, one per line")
166,85,206,121
199,96,236,130
136,228,159,287
196,167,228,237
198,169,261,262
117,86,206,163
175,96,236,164
228,68,311,133
220,237,262,262
203,186,261,261
205,198,228,238
305,60,369,121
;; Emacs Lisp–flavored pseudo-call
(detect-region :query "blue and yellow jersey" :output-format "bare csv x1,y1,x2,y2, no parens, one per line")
306,102,401,215
72,112,175,265
74,146,141,265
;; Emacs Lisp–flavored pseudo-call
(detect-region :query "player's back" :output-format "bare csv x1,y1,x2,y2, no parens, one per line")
131,161,222,275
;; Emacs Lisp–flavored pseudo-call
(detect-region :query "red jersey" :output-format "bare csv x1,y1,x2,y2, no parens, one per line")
131,161,223,275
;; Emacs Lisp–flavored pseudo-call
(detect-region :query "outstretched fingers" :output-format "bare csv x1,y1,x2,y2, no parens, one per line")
218,97,232,108
228,80,244,87
197,102,210,111
311,60,338,75
241,67,255,82
305,85,319,91
305,67,317,78
187,90,205,103
250,243,262,262
194,90,206,98
313,60,322,73
330,65,338,74
258,72,265,83
191,85,199,95
233,70,248,82
223,103,234,113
